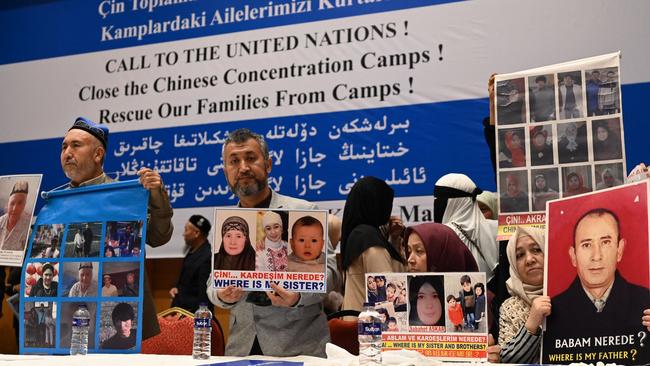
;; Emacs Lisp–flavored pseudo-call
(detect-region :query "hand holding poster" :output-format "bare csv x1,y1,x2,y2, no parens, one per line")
212,208,328,292
542,181,650,364
367,272,488,362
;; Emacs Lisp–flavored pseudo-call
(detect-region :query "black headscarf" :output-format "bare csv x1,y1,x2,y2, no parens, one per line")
213,216,256,271
340,176,404,270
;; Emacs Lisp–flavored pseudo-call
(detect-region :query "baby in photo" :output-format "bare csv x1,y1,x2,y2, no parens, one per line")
288,215,325,272
256,211,288,271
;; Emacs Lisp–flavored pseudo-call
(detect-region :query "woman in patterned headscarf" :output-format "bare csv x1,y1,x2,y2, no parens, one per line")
213,216,256,271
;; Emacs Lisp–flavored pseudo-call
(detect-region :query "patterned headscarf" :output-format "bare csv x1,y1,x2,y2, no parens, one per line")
505,226,545,305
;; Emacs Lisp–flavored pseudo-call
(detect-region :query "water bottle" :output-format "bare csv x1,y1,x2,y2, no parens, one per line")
358,302,382,365
193,303,212,359
70,303,90,355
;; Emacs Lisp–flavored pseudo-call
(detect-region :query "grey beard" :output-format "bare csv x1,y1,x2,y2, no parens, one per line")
231,179,266,197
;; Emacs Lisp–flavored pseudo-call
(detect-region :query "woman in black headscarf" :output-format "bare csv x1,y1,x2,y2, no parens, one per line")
340,176,405,312
213,216,256,271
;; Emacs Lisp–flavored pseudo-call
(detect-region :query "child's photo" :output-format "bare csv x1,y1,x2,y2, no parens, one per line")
444,273,487,333
288,213,327,273
64,222,102,258
255,210,289,272
446,294,464,332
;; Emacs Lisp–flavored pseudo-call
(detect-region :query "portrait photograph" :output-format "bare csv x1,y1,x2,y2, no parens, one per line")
543,181,650,365
64,222,102,258
99,301,139,350
23,301,57,348
498,127,527,168
595,163,625,191
592,118,623,161
561,165,593,198
443,273,487,333
528,74,556,122
407,274,446,331
102,261,140,298
30,224,64,259
213,209,258,272
499,170,529,213
529,125,554,166
585,67,620,116
255,210,289,272
531,168,560,212
287,211,327,274
104,221,143,258
61,261,99,298
557,121,588,164
24,262,59,298
557,71,584,119
496,78,526,125
59,302,97,349
0,174,42,263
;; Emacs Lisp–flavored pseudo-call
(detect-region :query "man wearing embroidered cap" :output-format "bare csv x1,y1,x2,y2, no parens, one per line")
60,117,173,338
68,262,97,297
170,214,213,313
0,181,31,251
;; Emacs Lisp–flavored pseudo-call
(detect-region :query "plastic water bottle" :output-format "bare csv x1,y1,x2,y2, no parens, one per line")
358,302,382,365
70,303,90,355
193,303,212,359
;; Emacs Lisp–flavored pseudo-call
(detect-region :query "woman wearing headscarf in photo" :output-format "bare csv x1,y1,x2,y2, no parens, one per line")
530,126,554,166
500,174,529,213
408,275,445,328
504,130,526,167
434,174,499,281
593,121,622,161
531,174,559,212
564,171,590,197
492,226,550,364
558,122,588,163
213,216,256,271
341,176,406,312
596,168,623,190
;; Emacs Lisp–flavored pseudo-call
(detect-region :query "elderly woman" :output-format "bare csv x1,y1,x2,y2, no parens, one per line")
491,227,550,363
213,216,256,271
341,176,405,312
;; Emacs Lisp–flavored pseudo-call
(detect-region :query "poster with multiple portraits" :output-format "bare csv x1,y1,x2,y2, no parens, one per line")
542,181,650,365
20,180,148,354
494,52,626,240
212,208,328,292
0,174,42,266
366,272,488,362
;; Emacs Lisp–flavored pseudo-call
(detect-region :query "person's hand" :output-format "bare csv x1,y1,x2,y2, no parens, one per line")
525,296,551,334
486,334,501,363
217,285,244,304
642,308,650,331
387,216,405,241
255,238,265,251
628,163,650,182
137,167,164,193
488,73,496,125
267,282,300,308
169,287,178,299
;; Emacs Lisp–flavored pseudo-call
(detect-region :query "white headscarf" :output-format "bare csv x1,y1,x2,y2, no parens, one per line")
262,211,282,228
435,174,498,279
505,226,545,305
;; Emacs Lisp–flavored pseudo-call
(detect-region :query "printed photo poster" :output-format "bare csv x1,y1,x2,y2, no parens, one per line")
367,272,488,362
212,208,328,292
495,52,626,240
20,180,148,354
542,181,650,365
0,174,42,266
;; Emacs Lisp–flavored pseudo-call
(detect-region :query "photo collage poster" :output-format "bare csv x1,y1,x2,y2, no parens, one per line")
367,272,488,362
0,174,42,266
212,208,328,292
494,52,626,240
20,180,148,354
542,181,649,365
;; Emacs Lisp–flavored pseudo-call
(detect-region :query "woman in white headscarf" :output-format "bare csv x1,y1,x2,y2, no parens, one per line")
433,174,498,280
492,226,551,363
